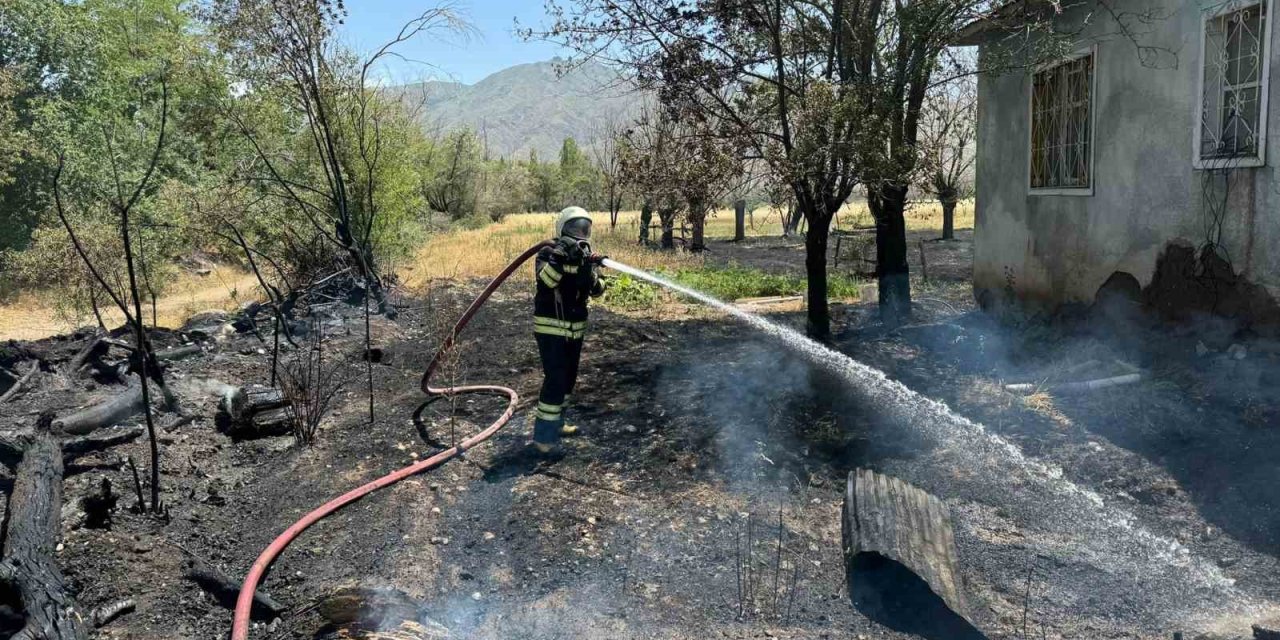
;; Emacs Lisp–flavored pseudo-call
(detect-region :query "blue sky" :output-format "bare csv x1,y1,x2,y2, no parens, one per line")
339,1,566,85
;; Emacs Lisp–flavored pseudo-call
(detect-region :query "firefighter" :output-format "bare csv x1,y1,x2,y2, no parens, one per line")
532,206,606,452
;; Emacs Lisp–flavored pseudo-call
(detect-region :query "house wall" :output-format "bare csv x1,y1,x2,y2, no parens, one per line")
973,0,1280,313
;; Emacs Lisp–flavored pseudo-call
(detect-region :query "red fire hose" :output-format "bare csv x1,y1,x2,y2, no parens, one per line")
231,241,553,639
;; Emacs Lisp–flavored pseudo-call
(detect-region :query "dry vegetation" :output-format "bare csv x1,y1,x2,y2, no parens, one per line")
402,199,974,285
0,266,257,340
0,199,974,340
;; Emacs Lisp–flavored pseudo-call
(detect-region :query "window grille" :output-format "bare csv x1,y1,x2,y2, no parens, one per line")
1030,54,1094,189
1199,1,1269,163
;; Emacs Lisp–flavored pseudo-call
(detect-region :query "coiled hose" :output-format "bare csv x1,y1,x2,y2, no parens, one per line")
231,241,553,639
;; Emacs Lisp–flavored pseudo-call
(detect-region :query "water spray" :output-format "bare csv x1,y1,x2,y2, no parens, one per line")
603,258,1260,627
233,250,1259,638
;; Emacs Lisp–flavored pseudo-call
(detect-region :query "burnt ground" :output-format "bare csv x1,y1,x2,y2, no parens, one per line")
3,226,1280,639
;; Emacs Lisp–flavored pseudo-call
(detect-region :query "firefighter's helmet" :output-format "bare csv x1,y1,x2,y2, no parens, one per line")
555,206,593,239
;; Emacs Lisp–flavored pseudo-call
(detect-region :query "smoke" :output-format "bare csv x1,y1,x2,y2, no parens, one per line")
606,258,1276,634
653,336,814,491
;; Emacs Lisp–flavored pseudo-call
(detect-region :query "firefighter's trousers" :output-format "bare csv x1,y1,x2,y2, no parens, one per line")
533,332,584,445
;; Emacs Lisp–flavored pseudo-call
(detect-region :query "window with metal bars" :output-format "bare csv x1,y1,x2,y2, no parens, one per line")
1030,53,1094,190
1198,1,1271,166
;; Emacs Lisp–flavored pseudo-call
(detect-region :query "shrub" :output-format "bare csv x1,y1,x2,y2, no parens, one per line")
599,273,658,310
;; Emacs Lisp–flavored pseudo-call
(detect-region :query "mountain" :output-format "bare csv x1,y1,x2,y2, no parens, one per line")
389,60,645,160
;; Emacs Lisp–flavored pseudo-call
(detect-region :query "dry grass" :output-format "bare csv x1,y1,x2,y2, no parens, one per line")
0,266,257,340
401,211,709,288
403,198,973,286
0,198,974,338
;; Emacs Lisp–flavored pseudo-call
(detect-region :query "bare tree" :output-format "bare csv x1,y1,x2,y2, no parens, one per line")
620,106,741,251
917,73,977,241
52,83,172,514
590,117,626,230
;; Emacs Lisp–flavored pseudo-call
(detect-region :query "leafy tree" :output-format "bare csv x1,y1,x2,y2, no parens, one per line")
537,0,1034,334
529,155,561,212
421,128,482,220
478,158,532,222
207,0,468,318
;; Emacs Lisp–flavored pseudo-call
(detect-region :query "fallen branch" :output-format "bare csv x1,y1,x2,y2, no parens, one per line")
185,561,284,620
62,426,145,462
0,362,38,404
154,344,202,362
52,385,144,436
1005,373,1143,395
91,598,135,628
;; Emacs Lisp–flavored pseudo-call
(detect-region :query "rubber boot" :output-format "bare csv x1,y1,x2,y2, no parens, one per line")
532,416,562,453
560,395,579,436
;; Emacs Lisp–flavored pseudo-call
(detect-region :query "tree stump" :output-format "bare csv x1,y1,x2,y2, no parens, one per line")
842,468,982,638
216,386,291,439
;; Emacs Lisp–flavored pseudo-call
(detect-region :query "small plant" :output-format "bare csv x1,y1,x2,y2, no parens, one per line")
667,264,863,301
279,318,347,445
729,503,803,624
599,273,658,310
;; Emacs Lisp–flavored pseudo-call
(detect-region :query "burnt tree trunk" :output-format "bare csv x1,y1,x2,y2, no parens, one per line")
842,468,981,638
803,213,832,340
0,422,91,639
782,205,802,237
216,386,292,440
637,200,653,245
869,184,912,326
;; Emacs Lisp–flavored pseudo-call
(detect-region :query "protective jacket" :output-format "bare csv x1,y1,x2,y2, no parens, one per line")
531,238,604,445
533,242,605,339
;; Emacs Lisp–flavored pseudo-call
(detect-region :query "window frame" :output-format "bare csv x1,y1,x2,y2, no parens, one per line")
1193,0,1273,170
1026,46,1098,197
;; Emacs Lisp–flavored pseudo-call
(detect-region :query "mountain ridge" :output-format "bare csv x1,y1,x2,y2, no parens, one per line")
389,59,644,160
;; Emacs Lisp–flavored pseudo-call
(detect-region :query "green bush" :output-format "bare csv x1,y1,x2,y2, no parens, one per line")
668,265,862,301
599,273,658,310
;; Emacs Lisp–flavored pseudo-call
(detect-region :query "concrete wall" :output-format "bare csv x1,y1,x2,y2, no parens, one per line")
973,0,1280,311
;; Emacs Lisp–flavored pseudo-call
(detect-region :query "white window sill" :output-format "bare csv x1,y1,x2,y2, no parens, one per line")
1193,156,1266,169
1028,187,1094,196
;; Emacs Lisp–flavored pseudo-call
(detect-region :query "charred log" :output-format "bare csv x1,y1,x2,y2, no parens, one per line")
61,426,144,461
185,560,283,620
842,468,981,639
90,598,135,628
52,385,144,436
0,415,92,639
0,426,140,470
154,344,202,362
65,338,109,377
0,362,38,404
216,386,291,439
